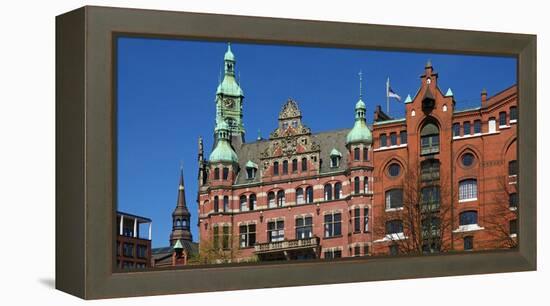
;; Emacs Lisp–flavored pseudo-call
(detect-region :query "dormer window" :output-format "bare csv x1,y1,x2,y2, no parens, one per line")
330,148,342,168
245,160,258,180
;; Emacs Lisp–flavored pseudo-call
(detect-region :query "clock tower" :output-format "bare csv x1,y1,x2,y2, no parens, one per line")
215,43,245,146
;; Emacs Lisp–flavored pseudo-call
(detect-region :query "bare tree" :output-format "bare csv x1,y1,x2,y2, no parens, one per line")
482,175,518,249
192,227,243,265
375,160,453,255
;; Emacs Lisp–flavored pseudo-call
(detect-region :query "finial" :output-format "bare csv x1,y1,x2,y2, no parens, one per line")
426,59,432,68
227,42,231,51
481,88,487,95
257,129,262,141
358,70,363,99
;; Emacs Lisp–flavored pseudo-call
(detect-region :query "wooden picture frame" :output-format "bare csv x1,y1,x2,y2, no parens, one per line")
56,5,537,299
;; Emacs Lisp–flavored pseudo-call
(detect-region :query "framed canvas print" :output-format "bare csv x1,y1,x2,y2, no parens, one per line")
56,6,537,299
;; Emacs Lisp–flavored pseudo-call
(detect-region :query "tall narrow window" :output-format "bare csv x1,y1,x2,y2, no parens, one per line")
276,190,285,207
301,157,307,171
488,118,496,133
273,161,279,176
400,131,407,144
453,123,460,137
364,177,369,193
364,207,369,232
389,244,399,255
380,134,387,147
353,207,361,232
363,147,369,160
390,132,397,146
324,212,342,237
222,225,230,249
239,224,256,248
463,121,471,135
510,219,518,235
214,196,219,213
222,167,229,180
268,192,275,208
334,182,342,199
420,123,440,155
354,147,360,161
509,193,518,209
249,194,256,211
296,188,304,204
385,189,403,209
459,179,477,201
268,220,284,242
306,186,314,203
463,236,474,250
240,195,248,212
282,160,288,175
213,225,219,249
421,186,440,211
354,177,360,194
296,216,313,239
510,106,518,121
223,196,229,212
214,168,220,180
324,184,333,201
354,245,361,257
474,120,481,134
292,159,298,172
509,160,518,176
499,111,507,126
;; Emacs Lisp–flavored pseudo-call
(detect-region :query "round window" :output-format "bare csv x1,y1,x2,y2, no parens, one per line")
462,153,475,167
388,163,401,177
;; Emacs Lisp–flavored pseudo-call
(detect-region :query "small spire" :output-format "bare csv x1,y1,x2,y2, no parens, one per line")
358,70,363,100
178,163,184,191
426,59,432,68
481,88,487,95
173,239,183,250
404,94,412,103
257,129,262,141
445,88,454,97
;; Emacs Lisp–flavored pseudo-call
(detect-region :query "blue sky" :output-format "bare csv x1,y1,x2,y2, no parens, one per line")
117,37,516,248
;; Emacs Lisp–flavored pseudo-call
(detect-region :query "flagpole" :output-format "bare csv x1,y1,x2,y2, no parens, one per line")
386,77,390,115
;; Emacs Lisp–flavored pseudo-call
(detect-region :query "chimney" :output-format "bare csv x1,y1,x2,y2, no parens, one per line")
481,88,488,108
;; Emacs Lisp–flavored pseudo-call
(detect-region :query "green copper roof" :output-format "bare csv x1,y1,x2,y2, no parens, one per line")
346,119,373,144
330,148,342,157
404,94,412,103
355,98,366,110
209,140,238,163
216,75,243,96
445,88,454,97
173,239,183,250
224,43,235,61
245,160,258,168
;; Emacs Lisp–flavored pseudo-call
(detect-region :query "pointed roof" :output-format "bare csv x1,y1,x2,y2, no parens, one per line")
278,99,302,120
330,148,342,157
224,43,235,61
173,239,183,250
445,88,454,97
404,94,412,103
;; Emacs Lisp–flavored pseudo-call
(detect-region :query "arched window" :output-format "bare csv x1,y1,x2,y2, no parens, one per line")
222,167,229,180
223,196,229,212
268,192,275,208
273,161,279,176
292,159,298,172
364,177,369,193
282,160,289,175
324,184,333,201
214,168,220,180
296,188,304,204
214,196,219,212
175,219,182,227
334,182,342,199
240,195,248,212
181,219,188,229
249,194,256,211
306,186,314,203
277,190,285,207
354,177,360,194
354,147,360,161
459,179,477,201
459,211,478,225
420,122,440,155
385,189,403,209
301,157,308,171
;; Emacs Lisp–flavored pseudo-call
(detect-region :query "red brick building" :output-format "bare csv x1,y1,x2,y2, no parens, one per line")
196,45,518,262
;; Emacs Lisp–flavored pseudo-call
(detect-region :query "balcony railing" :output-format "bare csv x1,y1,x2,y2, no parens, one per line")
254,237,320,253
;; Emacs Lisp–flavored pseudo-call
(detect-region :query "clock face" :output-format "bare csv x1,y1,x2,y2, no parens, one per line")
223,98,234,108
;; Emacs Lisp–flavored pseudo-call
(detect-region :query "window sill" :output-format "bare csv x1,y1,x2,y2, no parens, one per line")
510,233,517,238
458,198,478,203
453,224,484,233
374,233,407,243
510,119,517,124
509,207,518,211
385,207,404,212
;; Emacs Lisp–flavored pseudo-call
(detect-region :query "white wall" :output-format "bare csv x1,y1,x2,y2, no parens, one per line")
0,0,547,305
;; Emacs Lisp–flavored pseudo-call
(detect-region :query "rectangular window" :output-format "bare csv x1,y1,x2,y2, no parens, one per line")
295,216,313,239
363,244,369,256
400,131,407,144
213,225,219,249
354,147,360,161
222,167,229,180
301,158,307,171
324,213,342,237
474,120,481,134
136,245,147,259
385,189,403,209
239,224,256,248
364,207,369,232
459,179,477,201
453,123,460,137
282,160,288,175
223,196,229,212
488,118,496,133
390,132,397,146
509,193,518,209
380,134,387,147
354,245,361,257
420,135,439,155
123,243,134,258
421,186,440,211
222,225,230,249
463,121,471,135
510,106,518,121
268,220,285,242
214,168,220,180
464,236,474,250
509,160,518,176
509,219,518,235
459,211,478,225
499,111,507,126
246,167,256,179
353,207,361,233
386,220,404,234
389,244,399,256
324,249,342,259
363,147,369,161
273,162,279,175
292,159,298,172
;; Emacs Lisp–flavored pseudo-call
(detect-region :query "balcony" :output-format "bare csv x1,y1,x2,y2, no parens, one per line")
254,237,320,261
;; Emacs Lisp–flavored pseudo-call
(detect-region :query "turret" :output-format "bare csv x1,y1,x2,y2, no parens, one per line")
169,167,193,245
346,71,373,163
209,121,239,185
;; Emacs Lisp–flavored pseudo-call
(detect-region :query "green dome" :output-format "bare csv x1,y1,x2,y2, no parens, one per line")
209,140,238,163
224,44,235,61
216,75,244,96
346,120,372,144
355,98,366,110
